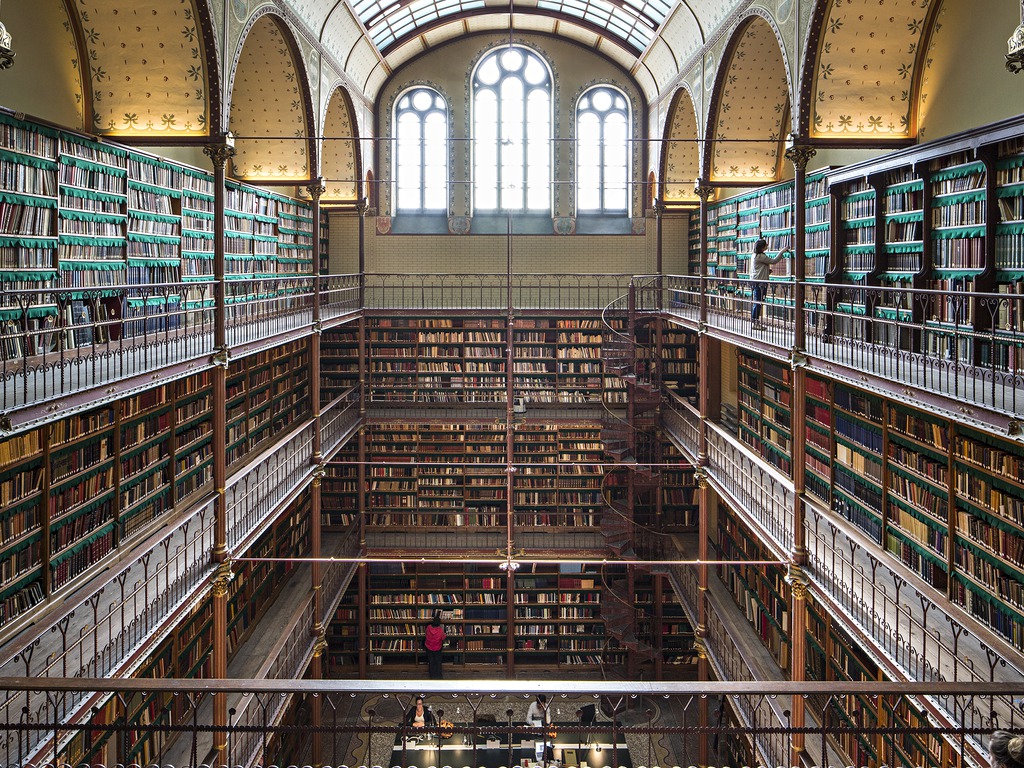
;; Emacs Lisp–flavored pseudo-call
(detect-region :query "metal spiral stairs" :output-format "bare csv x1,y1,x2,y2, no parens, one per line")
595,290,664,671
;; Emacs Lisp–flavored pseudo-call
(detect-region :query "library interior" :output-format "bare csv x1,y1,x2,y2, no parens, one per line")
1,0,1024,766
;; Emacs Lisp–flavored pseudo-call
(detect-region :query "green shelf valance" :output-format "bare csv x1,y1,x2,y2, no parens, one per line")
0,147,58,171
0,190,57,208
60,132,128,158
885,211,922,224
129,210,179,224
884,242,923,254
278,226,313,236
805,222,830,233
880,272,916,281
0,269,57,281
843,218,876,229
127,232,179,245
183,210,216,221
996,221,1024,235
996,154,1024,171
60,186,126,204
127,257,180,267
0,110,59,139
932,225,985,239
59,259,125,271
128,179,182,198
274,255,313,263
277,243,313,251
127,294,181,307
806,197,830,208
53,523,116,559
225,253,267,261
736,223,760,232
59,208,125,223
761,203,792,215
996,181,1024,197
0,235,57,248
843,245,875,256
761,227,792,237
845,189,875,203
185,298,216,307
61,155,128,177
182,188,215,202
182,251,215,260
932,189,985,205
182,229,214,240
59,235,124,247
0,304,59,321
181,275,216,282
842,272,870,281
874,306,913,319
931,161,985,182
886,178,924,192
996,269,1024,279
278,211,314,223
931,268,982,278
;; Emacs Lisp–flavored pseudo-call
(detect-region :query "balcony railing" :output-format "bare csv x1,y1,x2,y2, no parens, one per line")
0,499,216,761
660,275,1024,420
225,420,317,552
363,273,634,311
320,386,361,460
1,679,1017,768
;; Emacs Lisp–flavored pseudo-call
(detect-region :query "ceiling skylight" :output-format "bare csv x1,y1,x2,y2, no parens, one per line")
351,0,674,53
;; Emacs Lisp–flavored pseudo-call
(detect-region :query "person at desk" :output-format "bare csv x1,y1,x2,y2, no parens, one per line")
405,696,437,741
526,694,552,763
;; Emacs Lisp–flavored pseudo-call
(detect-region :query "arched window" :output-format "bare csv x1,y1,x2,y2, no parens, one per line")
473,47,551,213
395,87,448,212
576,86,629,213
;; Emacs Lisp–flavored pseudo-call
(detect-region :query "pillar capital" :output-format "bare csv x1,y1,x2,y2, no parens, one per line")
211,559,233,598
203,133,236,169
306,178,327,201
693,183,715,202
784,134,817,173
786,563,811,600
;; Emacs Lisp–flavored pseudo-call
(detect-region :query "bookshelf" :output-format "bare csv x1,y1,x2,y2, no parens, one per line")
327,580,361,675
0,111,315,357
715,503,790,669
735,351,792,476
321,324,360,403
355,562,629,671
323,441,360,530
794,375,1024,652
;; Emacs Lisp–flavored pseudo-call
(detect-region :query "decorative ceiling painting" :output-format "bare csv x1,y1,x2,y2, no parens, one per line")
809,0,935,140
73,0,211,135
709,16,789,183
661,88,702,204
229,15,312,180
320,88,361,201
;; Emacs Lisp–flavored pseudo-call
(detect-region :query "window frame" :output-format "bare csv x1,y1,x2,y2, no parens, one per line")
393,86,450,214
575,84,631,216
470,45,554,215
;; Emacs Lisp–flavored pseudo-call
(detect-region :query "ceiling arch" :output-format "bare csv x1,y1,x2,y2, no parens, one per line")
65,0,217,136
320,86,362,202
706,14,790,184
228,13,316,181
802,0,940,142
660,87,701,205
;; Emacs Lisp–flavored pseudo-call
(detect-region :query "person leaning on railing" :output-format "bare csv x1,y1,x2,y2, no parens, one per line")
750,238,792,331
991,731,1024,768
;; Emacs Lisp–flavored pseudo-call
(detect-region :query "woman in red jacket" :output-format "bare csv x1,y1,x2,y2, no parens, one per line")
424,610,446,679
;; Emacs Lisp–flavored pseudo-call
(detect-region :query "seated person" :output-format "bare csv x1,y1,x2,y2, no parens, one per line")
405,696,437,739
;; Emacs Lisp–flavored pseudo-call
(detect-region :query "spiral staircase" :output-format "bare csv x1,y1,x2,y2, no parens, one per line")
596,290,663,673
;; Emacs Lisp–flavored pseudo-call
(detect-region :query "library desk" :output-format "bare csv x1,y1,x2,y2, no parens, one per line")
389,725,633,768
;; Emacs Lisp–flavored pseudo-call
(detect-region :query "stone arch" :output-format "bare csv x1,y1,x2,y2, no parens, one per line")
227,12,316,181
660,86,701,205
705,14,791,184
61,0,218,136
800,0,942,142
321,85,362,203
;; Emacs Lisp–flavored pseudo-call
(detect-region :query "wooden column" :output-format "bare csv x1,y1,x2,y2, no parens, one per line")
306,179,327,767
203,134,234,765
692,183,714,768
784,138,815,768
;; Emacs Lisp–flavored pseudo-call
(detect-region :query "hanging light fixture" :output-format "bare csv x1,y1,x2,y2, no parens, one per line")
1008,2,1024,73
0,0,14,70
